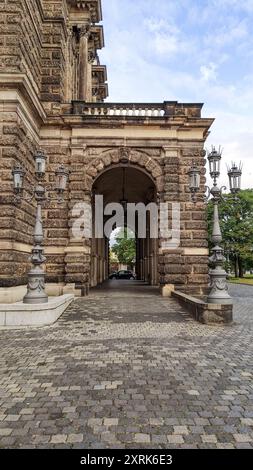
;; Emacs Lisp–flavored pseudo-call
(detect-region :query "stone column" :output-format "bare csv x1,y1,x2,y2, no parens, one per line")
142,240,145,280
64,145,91,296
146,220,151,284
87,51,95,102
99,238,104,283
159,149,182,290
153,239,158,285
180,147,209,294
78,25,90,101
136,238,140,280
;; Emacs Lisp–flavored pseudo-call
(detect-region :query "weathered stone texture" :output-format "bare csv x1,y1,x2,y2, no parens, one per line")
0,1,212,293
0,108,38,286
0,0,68,113
0,1,22,72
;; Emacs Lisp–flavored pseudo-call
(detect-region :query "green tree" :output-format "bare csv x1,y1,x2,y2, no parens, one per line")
111,228,136,266
207,189,253,277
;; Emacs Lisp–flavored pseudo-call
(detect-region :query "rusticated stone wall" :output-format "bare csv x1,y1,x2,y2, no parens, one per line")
159,146,209,294
0,110,38,286
40,0,69,114
43,144,69,284
20,1,43,94
0,0,22,74
0,0,66,105
0,0,78,114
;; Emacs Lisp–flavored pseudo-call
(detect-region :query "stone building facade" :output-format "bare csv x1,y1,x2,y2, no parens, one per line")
0,0,213,297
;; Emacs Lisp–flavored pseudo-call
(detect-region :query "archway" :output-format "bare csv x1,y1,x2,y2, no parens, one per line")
90,164,159,288
109,226,136,277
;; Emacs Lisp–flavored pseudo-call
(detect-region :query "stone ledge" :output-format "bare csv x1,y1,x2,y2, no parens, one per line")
0,283,81,303
172,291,233,325
0,294,74,327
0,73,47,123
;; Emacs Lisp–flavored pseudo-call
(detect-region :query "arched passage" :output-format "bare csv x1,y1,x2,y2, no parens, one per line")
90,164,159,288
109,226,136,276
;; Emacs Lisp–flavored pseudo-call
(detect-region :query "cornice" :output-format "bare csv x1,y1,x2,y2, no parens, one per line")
90,25,104,49
67,0,102,23
0,73,47,124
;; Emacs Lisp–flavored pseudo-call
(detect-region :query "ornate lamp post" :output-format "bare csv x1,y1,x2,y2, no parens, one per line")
188,162,201,203
188,147,242,304
227,162,243,277
12,150,69,304
227,162,242,194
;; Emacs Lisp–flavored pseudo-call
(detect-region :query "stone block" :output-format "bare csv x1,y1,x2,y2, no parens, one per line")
172,291,233,325
161,284,175,297
0,294,74,327
165,274,187,285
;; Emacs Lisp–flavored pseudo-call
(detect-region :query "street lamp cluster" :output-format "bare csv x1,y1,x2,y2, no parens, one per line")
188,147,242,304
12,150,69,304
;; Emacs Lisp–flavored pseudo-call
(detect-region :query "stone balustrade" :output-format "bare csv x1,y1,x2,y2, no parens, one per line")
72,102,165,117
71,101,203,118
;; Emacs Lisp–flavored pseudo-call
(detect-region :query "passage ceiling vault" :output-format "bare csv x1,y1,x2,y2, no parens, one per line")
93,167,156,206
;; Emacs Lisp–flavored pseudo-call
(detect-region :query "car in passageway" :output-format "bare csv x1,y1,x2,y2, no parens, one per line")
109,270,136,280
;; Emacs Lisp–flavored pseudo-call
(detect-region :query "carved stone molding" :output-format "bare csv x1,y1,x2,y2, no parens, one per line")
67,1,102,24
79,24,90,39
88,50,96,63
83,148,164,191
92,87,99,97
119,147,131,163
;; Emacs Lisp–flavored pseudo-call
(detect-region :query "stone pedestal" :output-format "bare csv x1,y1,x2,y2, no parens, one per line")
0,294,74,327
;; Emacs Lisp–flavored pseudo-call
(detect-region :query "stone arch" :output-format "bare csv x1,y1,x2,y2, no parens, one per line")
84,148,164,193
88,148,162,288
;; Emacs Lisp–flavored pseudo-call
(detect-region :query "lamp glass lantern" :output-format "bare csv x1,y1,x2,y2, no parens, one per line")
208,147,222,179
188,163,201,193
12,164,25,192
34,150,46,178
227,162,242,194
55,165,69,193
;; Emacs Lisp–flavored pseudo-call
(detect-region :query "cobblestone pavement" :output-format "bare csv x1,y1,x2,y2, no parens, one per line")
0,281,253,449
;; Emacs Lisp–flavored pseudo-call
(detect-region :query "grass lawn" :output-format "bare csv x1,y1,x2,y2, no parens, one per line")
229,276,253,286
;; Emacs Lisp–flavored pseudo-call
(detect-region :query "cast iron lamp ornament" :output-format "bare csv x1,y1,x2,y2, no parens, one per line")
188,147,242,304
188,162,201,203
12,150,69,304
227,162,243,194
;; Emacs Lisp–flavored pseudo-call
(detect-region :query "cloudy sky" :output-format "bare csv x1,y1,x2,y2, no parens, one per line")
99,0,253,189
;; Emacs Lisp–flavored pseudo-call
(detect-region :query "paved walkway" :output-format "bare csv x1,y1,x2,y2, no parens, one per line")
0,281,253,449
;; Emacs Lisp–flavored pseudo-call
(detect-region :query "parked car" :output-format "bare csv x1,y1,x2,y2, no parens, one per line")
109,270,136,280
109,271,117,280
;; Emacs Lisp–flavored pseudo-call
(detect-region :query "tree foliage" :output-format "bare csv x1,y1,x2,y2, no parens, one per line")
207,189,253,276
111,228,136,265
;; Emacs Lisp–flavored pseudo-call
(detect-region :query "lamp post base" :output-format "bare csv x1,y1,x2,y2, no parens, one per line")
23,295,48,305
207,267,232,305
23,268,48,304
207,296,232,305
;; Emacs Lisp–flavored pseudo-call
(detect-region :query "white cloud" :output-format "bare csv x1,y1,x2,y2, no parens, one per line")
211,0,253,13
154,33,181,56
144,17,179,34
200,63,218,82
204,20,248,48
143,16,194,58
